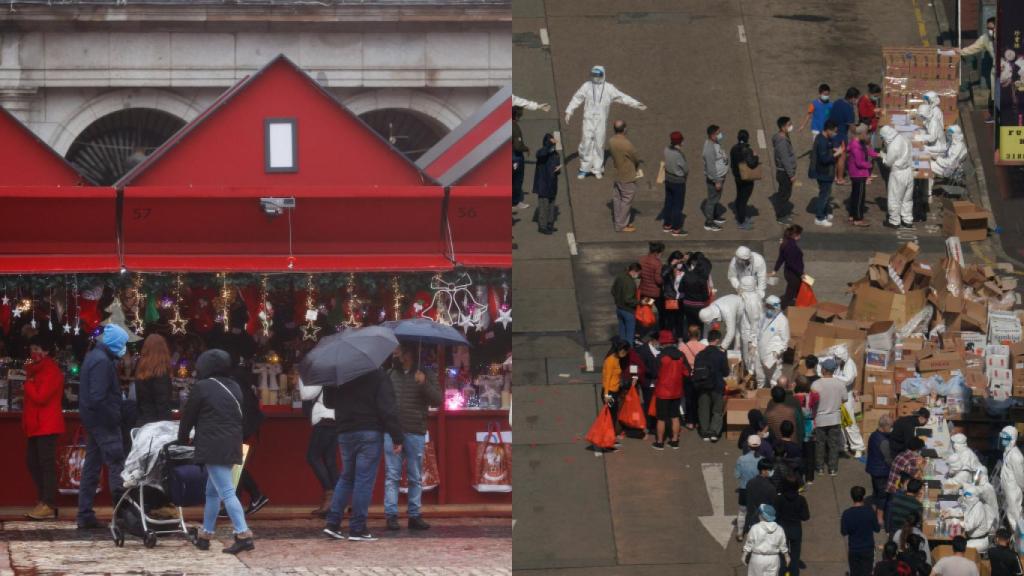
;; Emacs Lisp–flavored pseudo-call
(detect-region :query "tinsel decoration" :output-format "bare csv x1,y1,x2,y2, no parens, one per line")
258,275,274,337
343,273,363,329
170,274,188,335
47,288,54,331
218,273,232,333
390,275,404,321
128,274,145,336
301,275,321,341
72,276,81,336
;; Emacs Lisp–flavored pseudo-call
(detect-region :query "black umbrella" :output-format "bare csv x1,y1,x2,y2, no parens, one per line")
298,326,399,388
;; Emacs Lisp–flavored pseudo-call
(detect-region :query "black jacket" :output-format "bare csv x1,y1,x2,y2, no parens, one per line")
325,368,404,444
533,142,560,200
772,490,810,539
661,268,685,301
744,475,779,534
889,414,920,455
389,367,442,436
729,141,760,180
694,345,729,393
230,365,264,440
135,375,173,426
79,342,123,430
178,350,244,466
988,544,1023,576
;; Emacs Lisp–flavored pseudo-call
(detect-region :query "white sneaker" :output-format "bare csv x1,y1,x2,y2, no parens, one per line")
577,170,587,180
594,172,603,180
514,202,529,210
814,219,833,227
826,213,834,221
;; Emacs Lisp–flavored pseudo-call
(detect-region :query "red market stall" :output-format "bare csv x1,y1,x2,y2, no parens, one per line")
0,55,511,511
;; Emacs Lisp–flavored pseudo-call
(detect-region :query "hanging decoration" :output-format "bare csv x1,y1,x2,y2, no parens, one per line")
46,288,54,331
390,275,405,321
170,274,188,335
102,298,143,342
421,272,487,332
218,273,232,333
494,279,511,330
72,276,81,336
127,274,145,336
28,287,36,329
258,275,274,337
343,273,363,329
301,275,321,341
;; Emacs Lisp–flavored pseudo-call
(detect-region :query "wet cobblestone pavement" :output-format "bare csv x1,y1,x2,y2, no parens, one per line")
0,518,511,575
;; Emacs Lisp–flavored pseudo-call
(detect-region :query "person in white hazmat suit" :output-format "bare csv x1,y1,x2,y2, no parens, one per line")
754,296,789,389
929,125,967,194
698,295,743,351
957,487,996,553
880,125,914,229
827,344,865,458
951,432,984,473
728,246,768,299
742,504,790,576
564,66,646,179
739,276,764,375
999,426,1024,532
512,94,551,112
918,100,947,155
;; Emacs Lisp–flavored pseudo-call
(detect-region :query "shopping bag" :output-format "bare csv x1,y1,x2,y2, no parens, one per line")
57,427,103,495
739,161,763,181
470,422,512,493
647,394,658,417
664,298,679,311
656,161,666,184
586,405,617,450
231,444,250,489
795,282,817,307
618,386,646,430
399,432,440,493
635,304,656,328
840,404,854,429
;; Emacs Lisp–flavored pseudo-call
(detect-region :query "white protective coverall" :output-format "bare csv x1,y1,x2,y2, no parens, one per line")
698,294,743,351
755,303,789,389
931,125,967,179
918,102,947,155
951,433,984,472
738,276,764,375
880,125,914,227
959,489,995,553
945,453,976,486
999,426,1024,531
513,94,547,111
728,247,768,299
564,66,646,177
973,471,1000,532
743,520,789,576
830,345,865,455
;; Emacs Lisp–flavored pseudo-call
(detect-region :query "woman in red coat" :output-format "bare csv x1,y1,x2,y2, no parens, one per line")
653,330,687,450
22,335,66,520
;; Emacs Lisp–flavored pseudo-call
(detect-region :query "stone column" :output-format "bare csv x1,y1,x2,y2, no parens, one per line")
0,87,39,123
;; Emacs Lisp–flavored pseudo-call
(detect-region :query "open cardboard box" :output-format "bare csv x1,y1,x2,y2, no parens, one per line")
942,199,990,242
848,279,928,326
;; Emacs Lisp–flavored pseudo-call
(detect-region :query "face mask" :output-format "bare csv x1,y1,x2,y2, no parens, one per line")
871,96,880,103
785,125,794,133
716,132,725,143
675,264,685,271
30,352,44,363
1002,433,1014,448
592,75,605,84
988,29,995,38
820,95,830,102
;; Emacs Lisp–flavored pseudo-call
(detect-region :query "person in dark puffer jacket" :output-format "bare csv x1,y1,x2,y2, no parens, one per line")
865,414,894,527
384,344,442,532
178,349,253,554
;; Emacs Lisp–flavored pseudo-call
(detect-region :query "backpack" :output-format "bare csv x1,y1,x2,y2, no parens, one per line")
691,349,715,392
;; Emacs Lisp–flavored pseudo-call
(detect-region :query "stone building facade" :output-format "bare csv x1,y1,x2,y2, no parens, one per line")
0,0,511,183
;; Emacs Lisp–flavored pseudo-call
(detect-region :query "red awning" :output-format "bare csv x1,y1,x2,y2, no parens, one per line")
0,187,119,273
122,186,453,272
446,186,511,269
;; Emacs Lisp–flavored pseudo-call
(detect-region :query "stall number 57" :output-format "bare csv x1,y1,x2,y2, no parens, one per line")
132,208,151,220
457,207,477,218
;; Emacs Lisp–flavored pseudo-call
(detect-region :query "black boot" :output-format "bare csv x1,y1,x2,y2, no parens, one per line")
386,516,401,531
223,531,255,555
192,529,213,551
408,517,431,531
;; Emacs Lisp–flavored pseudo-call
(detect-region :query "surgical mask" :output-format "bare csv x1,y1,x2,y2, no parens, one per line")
716,132,725,143
675,263,685,271
820,94,830,102
871,96,880,103
785,124,794,133
30,352,44,363
988,29,995,38
592,74,605,84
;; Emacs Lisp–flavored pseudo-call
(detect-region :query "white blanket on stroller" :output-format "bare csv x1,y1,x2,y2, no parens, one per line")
121,421,186,489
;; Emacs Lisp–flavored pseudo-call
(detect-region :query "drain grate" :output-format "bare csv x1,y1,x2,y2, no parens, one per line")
773,14,830,23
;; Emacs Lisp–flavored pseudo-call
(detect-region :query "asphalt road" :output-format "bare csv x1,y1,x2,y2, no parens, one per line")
512,1,961,574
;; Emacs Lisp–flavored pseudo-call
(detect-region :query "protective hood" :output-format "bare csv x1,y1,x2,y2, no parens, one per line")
923,91,940,106
948,125,964,145
758,503,777,523
1002,425,1018,451
739,276,757,293
591,65,606,84
917,103,932,119
961,487,981,508
952,432,968,449
880,125,897,143
831,344,850,362
196,348,232,380
699,305,720,323
736,246,752,261
765,295,781,309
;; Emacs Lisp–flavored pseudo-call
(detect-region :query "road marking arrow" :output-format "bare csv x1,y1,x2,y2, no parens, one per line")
698,462,734,549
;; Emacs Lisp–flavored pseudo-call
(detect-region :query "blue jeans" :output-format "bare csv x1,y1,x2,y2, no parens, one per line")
326,430,383,533
815,179,833,220
203,464,248,534
384,432,425,518
77,425,125,524
616,307,636,345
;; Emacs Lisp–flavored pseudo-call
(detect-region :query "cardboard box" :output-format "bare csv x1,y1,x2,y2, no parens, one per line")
726,397,756,426
964,368,988,396
815,301,849,321
942,199,990,242
918,351,965,372
894,361,918,386
989,368,1013,386
866,348,893,371
787,306,817,345
848,282,928,326
961,332,987,356
1011,342,1024,370
897,397,928,417
867,321,896,351
989,310,1023,344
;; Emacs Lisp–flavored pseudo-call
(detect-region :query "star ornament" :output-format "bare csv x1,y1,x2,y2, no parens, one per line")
496,305,512,330
1,295,8,306
170,309,189,335
301,320,321,341
129,317,145,336
63,322,71,334
457,312,476,332
12,307,22,319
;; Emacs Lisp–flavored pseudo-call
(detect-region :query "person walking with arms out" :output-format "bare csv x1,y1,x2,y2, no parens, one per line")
771,116,797,224
841,485,880,576
702,125,729,232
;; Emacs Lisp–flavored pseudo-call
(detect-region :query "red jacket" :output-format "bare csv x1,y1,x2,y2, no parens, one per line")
655,347,688,400
639,254,664,299
22,357,66,437
857,95,878,132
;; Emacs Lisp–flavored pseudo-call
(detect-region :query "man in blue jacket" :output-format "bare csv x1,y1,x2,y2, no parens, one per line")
809,120,839,227
76,324,129,529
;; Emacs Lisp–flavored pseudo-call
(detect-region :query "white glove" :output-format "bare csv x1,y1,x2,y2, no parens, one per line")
540,103,551,112
564,113,572,125
637,103,648,111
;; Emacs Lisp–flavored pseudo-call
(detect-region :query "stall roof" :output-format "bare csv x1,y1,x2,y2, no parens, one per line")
116,54,436,189
0,106,91,186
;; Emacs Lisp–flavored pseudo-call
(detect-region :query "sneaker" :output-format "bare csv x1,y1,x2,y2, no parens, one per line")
577,170,588,179
652,442,665,451
814,219,832,227
704,223,722,232
901,222,915,230
713,218,727,225
323,524,346,540
709,436,719,443
738,221,752,230
594,173,603,180
702,436,711,443
805,478,814,485
26,502,57,521
668,440,680,450
671,229,689,237
882,220,899,229
223,532,255,555
662,226,673,233
984,117,995,124
386,516,400,531
776,217,792,225
514,202,530,210
826,213,834,221
408,517,431,531
619,225,637,233
76,518,101,530
348,531,379,542
853,451,864,459
245,495,269,515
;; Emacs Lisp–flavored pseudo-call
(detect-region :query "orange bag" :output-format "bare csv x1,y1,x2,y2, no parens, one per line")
585,405,617,449
618,386,646,429
647,394,658,417
635,304,656,328
795,282,817,307
469,422,512,493
399,434,440,493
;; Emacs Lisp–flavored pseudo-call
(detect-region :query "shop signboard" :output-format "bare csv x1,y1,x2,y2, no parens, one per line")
996,0,1024,164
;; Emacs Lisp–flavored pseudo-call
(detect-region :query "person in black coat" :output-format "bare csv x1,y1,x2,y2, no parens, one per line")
178,349,254,554
533,133,561,235
743,459,778,539
773,474,810,576
729,130,761,229
888,408,929,456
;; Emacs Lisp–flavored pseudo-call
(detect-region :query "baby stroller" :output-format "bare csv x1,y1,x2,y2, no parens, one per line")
111,422,207,548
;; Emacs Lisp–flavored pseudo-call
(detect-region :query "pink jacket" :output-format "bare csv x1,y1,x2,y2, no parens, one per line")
847,138,877,179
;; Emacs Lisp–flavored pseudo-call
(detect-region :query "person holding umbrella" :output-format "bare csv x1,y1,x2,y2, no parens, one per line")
384,343,442,531
304,327,404,542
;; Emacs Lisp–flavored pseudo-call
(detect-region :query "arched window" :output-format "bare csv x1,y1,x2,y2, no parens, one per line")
66,108,186,185
358,108,449,161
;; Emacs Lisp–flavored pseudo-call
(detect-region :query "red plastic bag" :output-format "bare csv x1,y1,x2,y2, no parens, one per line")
635,304,656,328
795,282,817,307
586,405,617,449
618,386,646,429
648,394,658,417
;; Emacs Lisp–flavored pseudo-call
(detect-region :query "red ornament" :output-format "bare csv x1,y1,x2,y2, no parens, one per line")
75,296,101,333
189,287,216,334
406,290,435,320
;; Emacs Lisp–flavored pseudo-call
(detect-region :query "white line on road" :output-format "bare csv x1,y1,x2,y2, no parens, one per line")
738,25,747,43
566,231,578,255
539,28,549,46
756,129,766,150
